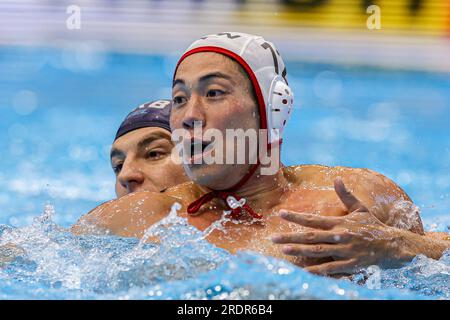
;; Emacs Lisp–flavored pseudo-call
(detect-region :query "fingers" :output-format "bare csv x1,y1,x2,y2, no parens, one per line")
334,178,368,213
279,211,340,230
281,244,351,258
271,231,351,244
305,258,359,275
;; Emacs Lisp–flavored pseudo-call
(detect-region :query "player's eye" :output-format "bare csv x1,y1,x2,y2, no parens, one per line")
146,150,166,160
173,96,187,107
206,89,226,98
112,163,123,175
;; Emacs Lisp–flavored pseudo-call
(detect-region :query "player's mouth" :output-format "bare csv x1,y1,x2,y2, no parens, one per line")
187,138,214,164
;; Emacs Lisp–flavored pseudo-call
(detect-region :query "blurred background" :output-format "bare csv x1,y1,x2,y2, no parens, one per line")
0,0,449,230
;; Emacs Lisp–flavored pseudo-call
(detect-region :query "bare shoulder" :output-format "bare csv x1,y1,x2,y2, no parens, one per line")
165,181,202,201
283,164,423,233
425,232,450,242
283,164,342,185
71,191,185,238
283,164,410,201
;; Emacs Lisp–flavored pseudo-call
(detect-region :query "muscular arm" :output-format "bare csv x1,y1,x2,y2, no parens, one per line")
344,168,423,232
395,229,450,261
275,165,449,274
71,191,185,239
341,167,449,261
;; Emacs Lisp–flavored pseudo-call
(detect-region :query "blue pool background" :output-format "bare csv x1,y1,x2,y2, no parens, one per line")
1,45,449,230
0,45,449,299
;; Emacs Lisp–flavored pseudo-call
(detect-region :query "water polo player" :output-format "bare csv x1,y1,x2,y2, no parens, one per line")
73,33,449,275
111,100,188,197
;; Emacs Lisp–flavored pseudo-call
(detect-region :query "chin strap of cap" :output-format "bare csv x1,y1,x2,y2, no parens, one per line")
187,190,262,220
187,161,263,220
186,139,282,220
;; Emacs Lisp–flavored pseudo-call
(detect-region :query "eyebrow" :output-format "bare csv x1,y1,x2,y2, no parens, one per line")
110,148,125,160
172,72,233,88
137,132,172,150
110,131,172,160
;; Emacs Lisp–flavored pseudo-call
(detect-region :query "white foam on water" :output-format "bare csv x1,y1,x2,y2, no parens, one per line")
0,203,448,300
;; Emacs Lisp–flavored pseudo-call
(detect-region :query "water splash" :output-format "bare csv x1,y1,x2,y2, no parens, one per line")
353,250,450,299
0,204,449,299
0,203,229,298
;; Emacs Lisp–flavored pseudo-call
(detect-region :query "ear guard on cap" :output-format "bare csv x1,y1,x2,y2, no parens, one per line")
267,75,294,144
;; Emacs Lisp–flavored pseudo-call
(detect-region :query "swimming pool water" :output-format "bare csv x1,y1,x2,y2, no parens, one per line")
1,203,448,299
0,45,449,299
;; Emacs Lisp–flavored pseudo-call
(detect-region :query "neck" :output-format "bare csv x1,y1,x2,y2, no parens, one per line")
236,166,287,210
197,165,287,212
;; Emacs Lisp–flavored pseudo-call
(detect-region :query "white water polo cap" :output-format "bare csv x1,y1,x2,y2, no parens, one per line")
175,32,294,146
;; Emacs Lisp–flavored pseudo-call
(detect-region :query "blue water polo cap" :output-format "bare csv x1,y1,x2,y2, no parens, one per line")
114,99,172,141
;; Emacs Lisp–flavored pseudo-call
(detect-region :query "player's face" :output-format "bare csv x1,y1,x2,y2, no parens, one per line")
171,52,259,190
111,127,188,197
